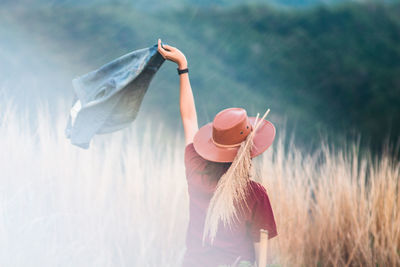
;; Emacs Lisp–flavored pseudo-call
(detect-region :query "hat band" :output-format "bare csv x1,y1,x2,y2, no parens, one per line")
211,136,243,148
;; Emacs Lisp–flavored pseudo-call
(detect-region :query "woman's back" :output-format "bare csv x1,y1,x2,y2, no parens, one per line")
183,143,277,267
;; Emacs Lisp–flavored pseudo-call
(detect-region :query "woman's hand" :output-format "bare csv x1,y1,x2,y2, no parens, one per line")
157,39,188,69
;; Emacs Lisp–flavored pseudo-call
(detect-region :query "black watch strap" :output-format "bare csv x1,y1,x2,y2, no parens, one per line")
177,68,189,75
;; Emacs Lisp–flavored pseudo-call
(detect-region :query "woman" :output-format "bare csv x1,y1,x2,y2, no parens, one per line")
157,39,277,267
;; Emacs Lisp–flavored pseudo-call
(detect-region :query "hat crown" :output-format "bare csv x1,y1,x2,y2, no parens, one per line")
212,108,252,146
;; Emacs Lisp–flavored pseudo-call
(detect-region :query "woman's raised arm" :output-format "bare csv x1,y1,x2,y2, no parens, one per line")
157,39,198,145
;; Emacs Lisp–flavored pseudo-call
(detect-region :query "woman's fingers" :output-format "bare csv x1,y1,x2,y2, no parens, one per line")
159,49,171,59
157,39,168,59
157,39,183,65
157,38,172,59
157,39,164,52
162,44,176,52
158,38,162,50
159,49,172,60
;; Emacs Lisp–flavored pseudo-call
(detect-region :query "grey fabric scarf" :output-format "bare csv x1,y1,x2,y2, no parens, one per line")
65,44,165,148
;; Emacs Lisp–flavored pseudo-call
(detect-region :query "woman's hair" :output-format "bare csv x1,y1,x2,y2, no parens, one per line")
196,161,232,184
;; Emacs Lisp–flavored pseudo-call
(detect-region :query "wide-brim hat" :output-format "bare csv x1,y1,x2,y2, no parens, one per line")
193,107,275,163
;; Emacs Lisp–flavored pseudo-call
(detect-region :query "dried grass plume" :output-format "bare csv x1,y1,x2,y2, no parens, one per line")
203,109,270,244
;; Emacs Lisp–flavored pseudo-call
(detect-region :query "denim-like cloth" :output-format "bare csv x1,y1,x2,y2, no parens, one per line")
65,44,165,148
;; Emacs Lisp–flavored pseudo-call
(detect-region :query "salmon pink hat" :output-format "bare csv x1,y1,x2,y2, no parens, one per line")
193,108,275,163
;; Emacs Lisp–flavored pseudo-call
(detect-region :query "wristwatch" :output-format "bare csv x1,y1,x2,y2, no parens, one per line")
177,68,189,75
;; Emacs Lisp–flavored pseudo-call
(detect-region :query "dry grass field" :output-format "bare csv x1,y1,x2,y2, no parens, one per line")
0,102,399,266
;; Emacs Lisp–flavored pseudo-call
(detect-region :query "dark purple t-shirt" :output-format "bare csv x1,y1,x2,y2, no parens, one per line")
182,143,277,267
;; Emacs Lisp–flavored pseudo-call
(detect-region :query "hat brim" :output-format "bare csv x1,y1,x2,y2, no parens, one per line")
193,117,275,163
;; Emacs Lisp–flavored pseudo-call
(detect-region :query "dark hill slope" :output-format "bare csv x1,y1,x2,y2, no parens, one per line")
4,3,400,149
168,3,400,148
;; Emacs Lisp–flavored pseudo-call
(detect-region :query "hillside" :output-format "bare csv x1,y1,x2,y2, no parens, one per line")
2,2,400,150
0,0,353,10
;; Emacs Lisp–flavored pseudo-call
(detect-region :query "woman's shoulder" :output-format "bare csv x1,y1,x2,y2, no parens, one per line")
249,180,268,193
247,180,270,203
185,142,195,152
185,143,201,160
184,143,207,170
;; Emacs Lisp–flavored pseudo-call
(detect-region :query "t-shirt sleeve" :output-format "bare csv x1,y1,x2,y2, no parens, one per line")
184,143,206,176
249,183,278,242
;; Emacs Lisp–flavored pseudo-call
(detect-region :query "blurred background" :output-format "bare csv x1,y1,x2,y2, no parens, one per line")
1,0,399,152
1,1,400,266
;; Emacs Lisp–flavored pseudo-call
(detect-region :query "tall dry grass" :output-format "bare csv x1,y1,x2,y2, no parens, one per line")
0,103,399,266
260,138,400,266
